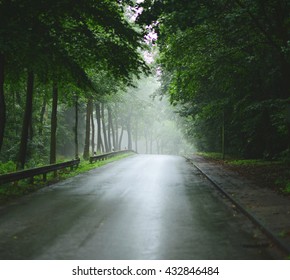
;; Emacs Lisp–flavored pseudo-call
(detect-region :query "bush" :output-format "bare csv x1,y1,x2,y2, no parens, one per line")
0,161,17,174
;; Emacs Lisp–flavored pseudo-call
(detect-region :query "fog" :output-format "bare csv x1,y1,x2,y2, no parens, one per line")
57,75,193,159
106,75,193,155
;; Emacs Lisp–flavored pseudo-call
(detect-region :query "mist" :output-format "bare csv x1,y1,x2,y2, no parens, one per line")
58,75,194,158
117,75,193,155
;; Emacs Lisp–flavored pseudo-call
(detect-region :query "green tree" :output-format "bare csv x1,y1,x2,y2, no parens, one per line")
0,0,148,167
139,0,290,158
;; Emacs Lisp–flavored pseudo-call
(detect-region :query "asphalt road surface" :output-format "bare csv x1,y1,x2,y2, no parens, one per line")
0,154,274,259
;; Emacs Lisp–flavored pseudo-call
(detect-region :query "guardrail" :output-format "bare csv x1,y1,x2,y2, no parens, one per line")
0,159,80,185
89,150,135,163
0,150,134,186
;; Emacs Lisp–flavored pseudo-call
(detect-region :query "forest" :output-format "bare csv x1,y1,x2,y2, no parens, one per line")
139,0,290,160
0,0,190,174
1,0,290,175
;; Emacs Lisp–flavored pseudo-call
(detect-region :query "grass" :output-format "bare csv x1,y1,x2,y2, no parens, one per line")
225,159,280,166
196,152,224,160
196,152,281,166
0,152,134,202
60,153,134,179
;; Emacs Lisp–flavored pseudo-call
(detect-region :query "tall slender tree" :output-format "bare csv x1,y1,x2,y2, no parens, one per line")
96,103,103,153
17,71,34,170
74,94,79,159
91,106,95,155
83,98,93,160
101,103,109,152
50,82,58,165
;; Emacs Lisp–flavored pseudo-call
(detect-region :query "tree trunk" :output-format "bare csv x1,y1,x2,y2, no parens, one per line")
91,105,95,155
39,96,47,135
17,71,34,170
50,82,58,165
107,107,112,152
83,98,92,160
118,126,124,150
95,103,103,153
0,53,5,153
29,115,33,141
12,91,18,137
101,103,109,152
108,106,115,151
115,116,119,151
127,118,132,150
74,94,79,159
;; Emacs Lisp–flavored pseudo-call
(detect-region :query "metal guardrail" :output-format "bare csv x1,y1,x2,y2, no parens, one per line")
0,159,80,185
0,150,134,186
89,150,135,163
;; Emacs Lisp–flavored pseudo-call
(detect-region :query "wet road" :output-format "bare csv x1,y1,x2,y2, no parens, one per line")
0,155,273,259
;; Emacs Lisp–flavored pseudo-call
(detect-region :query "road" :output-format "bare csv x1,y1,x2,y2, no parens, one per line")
0,154,273,259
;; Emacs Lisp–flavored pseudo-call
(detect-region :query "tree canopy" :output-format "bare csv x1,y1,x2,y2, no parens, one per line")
0,0,149,167
138,0,290,159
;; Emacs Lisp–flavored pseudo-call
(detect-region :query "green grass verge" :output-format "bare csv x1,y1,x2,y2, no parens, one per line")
196,152,281,166
60,152,134,179
196,152,224,160
225,159,281,166
0,152,134,202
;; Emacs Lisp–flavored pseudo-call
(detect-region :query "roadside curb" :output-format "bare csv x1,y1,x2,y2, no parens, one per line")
186,156,290,258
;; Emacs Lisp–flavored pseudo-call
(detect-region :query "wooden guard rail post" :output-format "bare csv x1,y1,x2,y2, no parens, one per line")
89,150,135,164
0,158,80,186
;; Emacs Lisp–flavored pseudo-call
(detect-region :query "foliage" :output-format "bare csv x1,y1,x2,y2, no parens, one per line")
0,0,149,166
138,0,290,159
0,161,16,175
